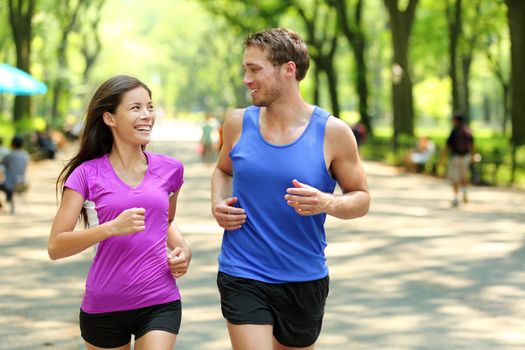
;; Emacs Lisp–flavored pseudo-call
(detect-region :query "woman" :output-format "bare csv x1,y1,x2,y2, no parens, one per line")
48,75,191,349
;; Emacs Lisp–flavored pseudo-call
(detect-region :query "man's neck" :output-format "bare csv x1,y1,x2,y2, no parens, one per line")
264,89,311,122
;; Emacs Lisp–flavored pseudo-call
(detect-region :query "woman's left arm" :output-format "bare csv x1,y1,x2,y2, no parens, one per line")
167,190,192,278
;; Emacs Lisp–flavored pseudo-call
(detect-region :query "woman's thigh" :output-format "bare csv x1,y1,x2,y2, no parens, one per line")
134,330,176,350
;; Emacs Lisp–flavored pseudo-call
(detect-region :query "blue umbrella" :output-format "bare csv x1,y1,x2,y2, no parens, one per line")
0,63,48,95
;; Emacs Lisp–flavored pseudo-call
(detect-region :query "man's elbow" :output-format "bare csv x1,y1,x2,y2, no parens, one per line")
349,192,370,219
356,200,370,218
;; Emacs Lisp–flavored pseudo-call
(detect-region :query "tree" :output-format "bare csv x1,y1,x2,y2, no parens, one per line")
383,0,419,145
79,0,106,83
458,0,482,120
198,0,287,110
49,0,86,125
200,0,343,117
504,0,525,183
0,0,11,62
446,0,461,115
7,0,36,123
330,0,372,133
482,1,510,133
0,0,12,118
446,0,482,120
291,0,341,117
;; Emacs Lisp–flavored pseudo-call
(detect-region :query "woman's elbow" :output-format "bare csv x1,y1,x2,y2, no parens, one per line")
48,247,58,261
47,242,62,261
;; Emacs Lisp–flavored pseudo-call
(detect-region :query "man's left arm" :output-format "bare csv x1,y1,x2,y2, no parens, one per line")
285,117,370,219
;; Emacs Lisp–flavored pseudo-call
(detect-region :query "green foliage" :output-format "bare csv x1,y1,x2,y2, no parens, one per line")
15,116,47,133
411,0,449,81
0,0,519,186
414,77,450,121
0,113,15,143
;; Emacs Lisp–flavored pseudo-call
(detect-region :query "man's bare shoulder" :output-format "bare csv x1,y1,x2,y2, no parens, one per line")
222,108,246,145
325,115,354,142
225,108,245,122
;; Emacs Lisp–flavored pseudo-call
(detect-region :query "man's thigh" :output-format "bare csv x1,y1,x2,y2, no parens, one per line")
227,322,273,350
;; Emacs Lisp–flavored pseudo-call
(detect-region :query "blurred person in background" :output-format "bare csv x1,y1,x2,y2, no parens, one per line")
200,113,219,164
440,113,475,207
0,136,29,214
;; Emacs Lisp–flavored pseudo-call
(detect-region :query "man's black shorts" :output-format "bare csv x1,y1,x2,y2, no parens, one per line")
217,271,329,348
79,300,181,348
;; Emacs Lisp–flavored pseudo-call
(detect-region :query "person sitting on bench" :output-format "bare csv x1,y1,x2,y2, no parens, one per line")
0,136,29,214
404,136,435,173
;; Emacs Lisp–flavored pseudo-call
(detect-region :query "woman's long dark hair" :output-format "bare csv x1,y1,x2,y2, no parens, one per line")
56,75,152,225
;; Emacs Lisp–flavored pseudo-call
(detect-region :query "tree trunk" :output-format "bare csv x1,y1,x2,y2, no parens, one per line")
295,3,340,117
313,64,320,105
447,0,462,114
354,41,370,132
331,0,372,134
50,0,84,125
323,58,340,117
485,37,510,134
505,0,525,148
384,0,418,145
502,83,509,132
459,0,482,121
505,0,525,184
7,0,35,125
462,55,472,120
81,0,105,83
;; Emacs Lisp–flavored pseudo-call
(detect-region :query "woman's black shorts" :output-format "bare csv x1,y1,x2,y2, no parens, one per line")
217,272,329,348
79,300,181,348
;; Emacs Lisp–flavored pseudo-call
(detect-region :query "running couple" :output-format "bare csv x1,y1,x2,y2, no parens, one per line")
48,27,369,350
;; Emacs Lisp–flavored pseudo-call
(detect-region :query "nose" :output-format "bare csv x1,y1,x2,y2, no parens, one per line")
243,72,252,86
141,108,154,119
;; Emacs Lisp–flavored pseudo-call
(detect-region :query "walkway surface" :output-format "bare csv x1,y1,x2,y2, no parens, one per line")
1,119,525,350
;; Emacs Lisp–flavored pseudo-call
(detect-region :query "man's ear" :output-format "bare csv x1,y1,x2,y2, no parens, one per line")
283,61,297,78
103,111,116,127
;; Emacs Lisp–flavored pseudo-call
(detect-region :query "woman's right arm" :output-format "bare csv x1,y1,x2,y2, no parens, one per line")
48,188,110,260
48,188,146,260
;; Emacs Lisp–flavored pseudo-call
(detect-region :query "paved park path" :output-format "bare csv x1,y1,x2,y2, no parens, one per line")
1,119,524,350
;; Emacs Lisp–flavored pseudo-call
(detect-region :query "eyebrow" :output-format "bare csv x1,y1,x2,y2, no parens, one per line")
243,63,261,68
126,101,152,108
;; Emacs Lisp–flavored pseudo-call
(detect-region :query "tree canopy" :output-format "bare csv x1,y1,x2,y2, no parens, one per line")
0,0,518,150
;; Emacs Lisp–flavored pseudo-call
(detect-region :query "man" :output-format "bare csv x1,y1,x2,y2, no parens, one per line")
440,113,475,207
211,28,370,350
0,136,29,214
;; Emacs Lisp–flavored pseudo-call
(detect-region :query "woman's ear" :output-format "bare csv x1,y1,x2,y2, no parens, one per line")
103,111,116,127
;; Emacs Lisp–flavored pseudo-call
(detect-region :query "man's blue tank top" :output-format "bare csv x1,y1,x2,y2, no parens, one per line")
218,105,337,283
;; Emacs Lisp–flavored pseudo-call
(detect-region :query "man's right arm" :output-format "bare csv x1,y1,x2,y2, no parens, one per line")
211,109,247,230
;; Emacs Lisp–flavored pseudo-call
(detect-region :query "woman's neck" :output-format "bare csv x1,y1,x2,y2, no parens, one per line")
108,144,146,171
